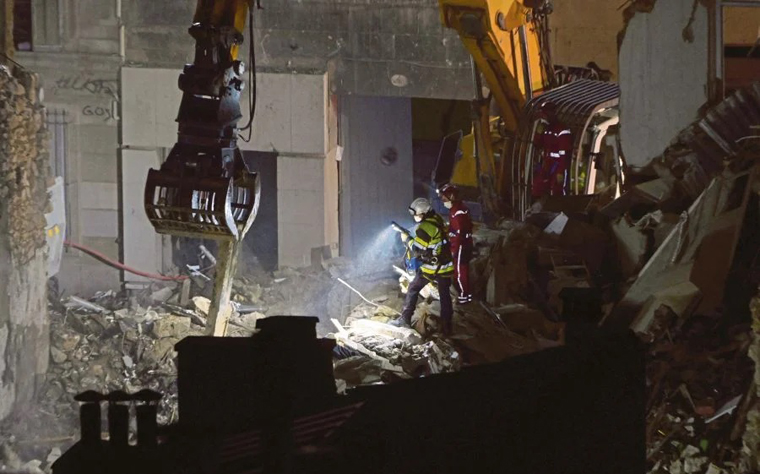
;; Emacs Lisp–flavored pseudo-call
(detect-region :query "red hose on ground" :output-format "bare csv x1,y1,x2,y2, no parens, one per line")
64,240,188,281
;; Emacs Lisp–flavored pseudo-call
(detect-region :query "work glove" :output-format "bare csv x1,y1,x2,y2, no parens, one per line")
400,231,410,243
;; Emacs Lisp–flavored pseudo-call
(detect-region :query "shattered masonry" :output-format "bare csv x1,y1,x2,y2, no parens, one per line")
0,64,52,421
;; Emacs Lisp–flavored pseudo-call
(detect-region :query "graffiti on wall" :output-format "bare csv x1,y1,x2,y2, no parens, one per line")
81,104,115,122
53,75,118,97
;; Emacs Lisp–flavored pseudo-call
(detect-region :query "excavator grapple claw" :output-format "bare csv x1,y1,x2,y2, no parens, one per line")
144,144,260,242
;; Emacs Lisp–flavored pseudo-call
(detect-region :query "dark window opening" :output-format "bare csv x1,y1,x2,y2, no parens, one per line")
724,45,760,59
13,0,33,51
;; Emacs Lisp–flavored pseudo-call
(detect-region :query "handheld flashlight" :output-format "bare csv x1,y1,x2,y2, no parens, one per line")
390,221,409,234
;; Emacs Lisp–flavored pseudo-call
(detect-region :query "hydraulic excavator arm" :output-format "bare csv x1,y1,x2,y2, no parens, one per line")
436,0,554,219
438,0,552,130
143,0,261,337
144,0,260,243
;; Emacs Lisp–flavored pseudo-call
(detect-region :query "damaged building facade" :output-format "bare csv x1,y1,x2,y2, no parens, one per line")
10,0,630,294
1,0,760,473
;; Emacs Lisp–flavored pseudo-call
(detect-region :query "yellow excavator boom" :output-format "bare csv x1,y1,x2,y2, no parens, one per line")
438,0,551,130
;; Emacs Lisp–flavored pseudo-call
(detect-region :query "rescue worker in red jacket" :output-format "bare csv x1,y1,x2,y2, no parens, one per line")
438,183,473,304
532,101,573,198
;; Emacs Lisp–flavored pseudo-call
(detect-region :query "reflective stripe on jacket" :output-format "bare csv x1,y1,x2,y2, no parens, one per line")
409,214,453,276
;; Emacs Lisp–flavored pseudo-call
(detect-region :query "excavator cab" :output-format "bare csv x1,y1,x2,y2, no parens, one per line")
144,0,260,242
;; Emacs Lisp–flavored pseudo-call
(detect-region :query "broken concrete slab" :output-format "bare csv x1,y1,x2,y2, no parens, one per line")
151,315,191,340
610,216,649,279
150,287,174,303
350,319,422,345
606,165,758,333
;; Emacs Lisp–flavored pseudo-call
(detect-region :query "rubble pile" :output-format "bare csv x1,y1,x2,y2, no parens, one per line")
644,308,755,474
332,314,461,387
0,289,208,473
739,292,760,472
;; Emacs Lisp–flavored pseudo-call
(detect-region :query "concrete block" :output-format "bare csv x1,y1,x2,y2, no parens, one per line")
278,222,325,268
444,32,471,66
79,182,118,210
80,209,118,238
153,69,183,147
290,74,327,154
58,255,121,297
349,32,395,60
76,25,119,39
291,6,349,33
278,189,325,226
121,68,158,148
65,182,81,242
79,153,117,183
288,31,344,58
77,0,116,24
381,8,421,35
121,68,182,148
278,156,325,192
352,59,392,96
124,0,192,26
77,124,118,154
124,28,191,66
384,61,472,100
76,39,120,56
393,34,447,63
416,8,445,36
324,154,339,246
243,73,292,152
348,8,384,34
81,236,119,260
256,3,293,30
121,149,163,281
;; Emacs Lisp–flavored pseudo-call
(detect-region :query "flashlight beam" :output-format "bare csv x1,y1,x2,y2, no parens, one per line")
336,277,401,316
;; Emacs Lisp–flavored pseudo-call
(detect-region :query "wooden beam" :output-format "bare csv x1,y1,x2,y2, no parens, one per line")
205,240,240,337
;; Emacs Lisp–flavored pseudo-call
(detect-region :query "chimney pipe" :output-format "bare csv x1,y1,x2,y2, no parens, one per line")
106,391,131,447
79,403,101,444
136,404,158,448
134,389,162,448
74,391,105,445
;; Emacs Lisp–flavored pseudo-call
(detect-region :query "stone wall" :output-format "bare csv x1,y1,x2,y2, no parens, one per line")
13,0,122,296
123,0,474,100
122,0,630,100
0,65,51,421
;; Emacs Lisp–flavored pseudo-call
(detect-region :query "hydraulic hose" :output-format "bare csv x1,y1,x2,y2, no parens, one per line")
64,240,188,281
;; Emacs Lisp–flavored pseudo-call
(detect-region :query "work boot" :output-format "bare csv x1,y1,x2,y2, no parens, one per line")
389,316,411,328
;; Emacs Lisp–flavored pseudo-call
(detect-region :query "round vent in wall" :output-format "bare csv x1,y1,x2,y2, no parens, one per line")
380,147,399,166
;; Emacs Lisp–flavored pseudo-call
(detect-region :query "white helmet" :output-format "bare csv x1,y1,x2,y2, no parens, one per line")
408,198,432,216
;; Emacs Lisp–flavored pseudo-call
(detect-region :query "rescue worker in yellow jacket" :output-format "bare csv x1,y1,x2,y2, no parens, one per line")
391,198,454,335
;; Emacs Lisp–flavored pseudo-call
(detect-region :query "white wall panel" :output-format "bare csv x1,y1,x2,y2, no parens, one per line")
121,148,163,283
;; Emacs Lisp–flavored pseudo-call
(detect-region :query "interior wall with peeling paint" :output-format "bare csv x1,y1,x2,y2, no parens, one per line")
618,0,709,170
